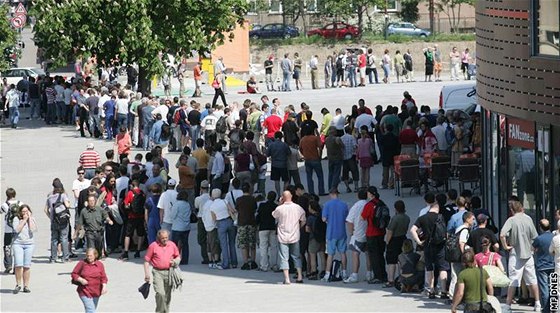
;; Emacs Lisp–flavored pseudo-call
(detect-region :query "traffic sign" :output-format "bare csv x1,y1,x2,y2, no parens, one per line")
11,16,25,29
14,3,27,16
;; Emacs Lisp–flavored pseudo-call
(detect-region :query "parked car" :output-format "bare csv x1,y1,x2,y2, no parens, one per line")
440,81,477,111
387,22,431,37
249,23,299,39
307,22,361,40
1,67,46,85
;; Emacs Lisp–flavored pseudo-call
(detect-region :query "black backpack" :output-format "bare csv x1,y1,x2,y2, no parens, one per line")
216,115,228,134
312,216,327,243
52,194,70,227
336,57,343,71
373,200,390,230
4,200,21,229
160,122,171,141
329,259,343,282
428,214,447,246
130,189,146,215
445,227,469,262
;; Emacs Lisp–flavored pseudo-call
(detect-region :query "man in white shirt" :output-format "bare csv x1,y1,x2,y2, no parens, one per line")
211,146,225,191
331,108,346,136
209,188,237,269
72,166,91,207
344,188,371,283
354,112,377,133
310,55,319,89
431,116,448,154
195,180,212,264
213,57,227,93
449,211,474,298
157,179,178,232
224,178,243,214
201,108,218,148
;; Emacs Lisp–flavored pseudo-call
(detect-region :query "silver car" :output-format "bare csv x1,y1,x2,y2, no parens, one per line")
387,22,431,37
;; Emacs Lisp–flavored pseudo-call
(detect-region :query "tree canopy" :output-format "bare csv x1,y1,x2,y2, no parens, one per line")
32,0,248,92
0,4,18,72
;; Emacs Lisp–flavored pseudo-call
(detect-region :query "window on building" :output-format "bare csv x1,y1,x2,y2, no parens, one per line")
247,0,258,14
269,0,282,13
374,0,399,12
534,0,560,57
306,0,318,13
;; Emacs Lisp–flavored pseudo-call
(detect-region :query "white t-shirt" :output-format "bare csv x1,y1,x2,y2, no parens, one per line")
152,105,169,120
201,199,216,231
418,205,430,217
224,189,243,210
354,113,377,132
115,176,130,202
346,199,368,242
116,98,129,115
209,198,229,221
549,235,560,273
331,114,346,131
201,115,218,131
97,94,111,118
194,193,210,218
455,224,470,245
72,178,91,204
157,189,178,224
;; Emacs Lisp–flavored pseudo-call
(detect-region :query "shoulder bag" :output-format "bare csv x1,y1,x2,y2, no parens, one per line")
482,252,511,288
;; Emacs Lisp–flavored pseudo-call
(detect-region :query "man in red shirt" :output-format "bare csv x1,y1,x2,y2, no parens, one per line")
120,179,146,260
79,143,101,179
360,186,387,284
144,229,180,313
263,108,283,147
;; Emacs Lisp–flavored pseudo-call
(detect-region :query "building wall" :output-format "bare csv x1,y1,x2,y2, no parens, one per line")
416,3,475,33
476,0,560,126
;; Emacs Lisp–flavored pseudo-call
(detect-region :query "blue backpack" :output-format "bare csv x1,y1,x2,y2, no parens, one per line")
445,125,456,145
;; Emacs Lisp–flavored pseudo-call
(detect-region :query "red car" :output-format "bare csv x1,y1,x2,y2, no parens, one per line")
307,22,361,39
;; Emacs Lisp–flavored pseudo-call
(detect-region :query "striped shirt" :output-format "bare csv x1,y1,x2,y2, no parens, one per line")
79,150,101,169
341,134,357,160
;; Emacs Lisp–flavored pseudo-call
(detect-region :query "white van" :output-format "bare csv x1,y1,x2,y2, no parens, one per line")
439,82,477,111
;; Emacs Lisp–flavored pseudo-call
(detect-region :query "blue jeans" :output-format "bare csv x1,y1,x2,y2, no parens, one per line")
46,102,57,124
105,115,114,139
383,64,391,79
117,113,127,130
537,268,553,313
282,72,291,91
9,106,19,126
80,296,99,313
56,101,65,121
305,160,325,195
12,243,34,268
29,98,41,118
331,70,337,86
143,124,153,150
172,230,190,264
51,224,69,261
216,218,237,268
347,67,357,87
147,221,161,244
328,159,343,191
190,125,200,151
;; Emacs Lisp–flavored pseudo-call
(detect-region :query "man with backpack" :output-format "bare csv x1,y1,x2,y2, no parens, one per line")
361,186,389,284
45,181,72,263
448,211,474,300
215,108,230,149
321,188,349,282
410,202,449,299
1,188,21,273
120,179,146,260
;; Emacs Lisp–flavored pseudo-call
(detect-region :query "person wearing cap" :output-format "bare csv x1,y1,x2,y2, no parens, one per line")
79,143,101,179
466,214,498,254
321,187,349,282
361,186,388,284
209,188,238,270
194,180,212,264
157,179,178,232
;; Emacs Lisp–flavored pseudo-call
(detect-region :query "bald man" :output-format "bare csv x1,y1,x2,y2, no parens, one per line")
272,191,306,284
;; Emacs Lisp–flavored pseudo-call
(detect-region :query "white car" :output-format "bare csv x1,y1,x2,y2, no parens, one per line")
1,67,46,85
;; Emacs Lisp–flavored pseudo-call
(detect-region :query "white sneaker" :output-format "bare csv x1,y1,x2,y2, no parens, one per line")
320,276,330,282
365,271,373,281
534,304,542,312
343,276,359,284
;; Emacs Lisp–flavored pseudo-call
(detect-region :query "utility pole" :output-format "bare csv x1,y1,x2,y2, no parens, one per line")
384,0,388,40
429,0,434,34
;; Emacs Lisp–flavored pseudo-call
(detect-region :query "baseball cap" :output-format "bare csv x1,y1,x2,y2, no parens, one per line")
86,143,94,149
167,178,177,186
201,180,209,189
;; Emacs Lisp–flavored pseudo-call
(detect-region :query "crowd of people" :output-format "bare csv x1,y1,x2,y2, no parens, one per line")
2,67,557,313
258,45,475,92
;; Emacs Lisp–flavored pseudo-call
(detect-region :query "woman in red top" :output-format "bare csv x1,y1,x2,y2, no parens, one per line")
71,248,108,313
115,126,132,162
100,174,121,255
418,122,438,156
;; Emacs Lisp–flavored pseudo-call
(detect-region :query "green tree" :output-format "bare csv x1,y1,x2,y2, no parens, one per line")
399,0,420,23
0,4,18,72
435,0,476,33
32,0,247,93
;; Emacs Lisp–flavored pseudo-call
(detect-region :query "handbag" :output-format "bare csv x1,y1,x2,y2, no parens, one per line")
477,267,496,313
189,211,198,224
71,261,85,285
211,77,220,89
483,253,511,288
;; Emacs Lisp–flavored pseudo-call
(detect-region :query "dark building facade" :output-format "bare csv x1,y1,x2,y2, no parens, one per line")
476,0,560,226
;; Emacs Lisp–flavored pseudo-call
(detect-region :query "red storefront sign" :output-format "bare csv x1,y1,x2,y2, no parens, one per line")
507,117,535,149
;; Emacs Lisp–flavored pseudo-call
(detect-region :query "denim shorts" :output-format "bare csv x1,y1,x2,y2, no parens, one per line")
326,238,347,255
12,243,34,267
